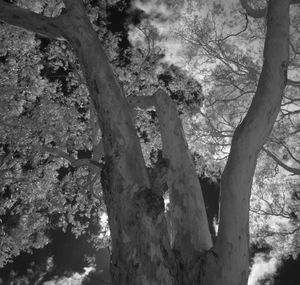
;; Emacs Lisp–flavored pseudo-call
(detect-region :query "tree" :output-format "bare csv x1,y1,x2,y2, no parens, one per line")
176,0,300,261
0,0,296,284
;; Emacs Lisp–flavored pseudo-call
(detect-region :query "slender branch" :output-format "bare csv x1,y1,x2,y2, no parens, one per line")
281,108,300,117
0,1,64,39
262,147,300,175
280,142,300,165
261,226,300,237
287,79,300,87
41,146,102,170
219,12,249,42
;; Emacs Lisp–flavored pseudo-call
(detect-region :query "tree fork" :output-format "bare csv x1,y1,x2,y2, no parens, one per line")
129,89,212,283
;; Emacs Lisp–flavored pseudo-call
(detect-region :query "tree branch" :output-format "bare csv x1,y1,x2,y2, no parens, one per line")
262,147,300,175
280,142,300,165
41,146,102,170
287,79,300,87
240,0,267,18
0,1,64,39
219,12,249,41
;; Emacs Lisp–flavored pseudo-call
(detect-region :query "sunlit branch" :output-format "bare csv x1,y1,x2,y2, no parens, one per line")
262,147,300,175
0,1,64,39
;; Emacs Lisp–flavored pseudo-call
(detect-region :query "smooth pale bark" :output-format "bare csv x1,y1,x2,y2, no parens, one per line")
202,0,290,284
129,89,212,283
